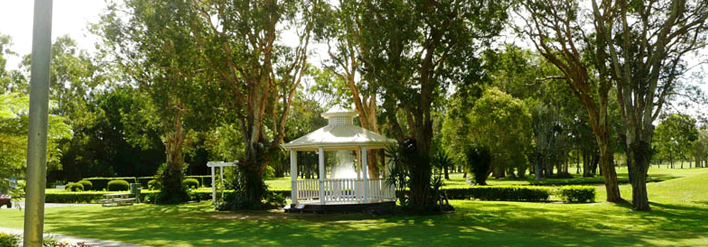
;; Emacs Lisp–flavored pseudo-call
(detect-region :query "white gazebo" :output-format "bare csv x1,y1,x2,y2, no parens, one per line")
283,107,397,212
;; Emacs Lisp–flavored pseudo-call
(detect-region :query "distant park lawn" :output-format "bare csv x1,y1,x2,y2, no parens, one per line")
2,168,707,247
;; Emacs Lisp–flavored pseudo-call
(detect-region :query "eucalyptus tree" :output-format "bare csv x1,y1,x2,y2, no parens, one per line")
519,0,622,203
188,0,324,206
320,0,383,178
96,0,220,203
357,0,511,211
591,0,708,210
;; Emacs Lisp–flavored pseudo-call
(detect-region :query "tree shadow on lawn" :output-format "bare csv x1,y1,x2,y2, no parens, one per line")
41,201,708,247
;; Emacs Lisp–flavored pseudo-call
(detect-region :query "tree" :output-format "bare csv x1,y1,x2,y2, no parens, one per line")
519,0,623,203
97,0,219,203
654,113,699,168
693,129,708,168
0,93,71,192
321,0,382,178
468,87,533,178
591,0,708,211
188,0,322,207
359,0,511,211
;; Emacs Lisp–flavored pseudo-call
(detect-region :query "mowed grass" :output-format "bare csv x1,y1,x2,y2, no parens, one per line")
1,168,707,247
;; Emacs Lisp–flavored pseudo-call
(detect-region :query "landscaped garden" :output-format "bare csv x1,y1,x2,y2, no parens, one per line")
2,168,707,246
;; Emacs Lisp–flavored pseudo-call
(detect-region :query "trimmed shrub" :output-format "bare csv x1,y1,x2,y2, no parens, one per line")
65,182,84,192
107,180,130,191
0,233,20,247
45,191,106,203
148,179,162,190
557,186,595,203
440,186,551,202
86,177,137,190
77,180,93,191
184,178,200,189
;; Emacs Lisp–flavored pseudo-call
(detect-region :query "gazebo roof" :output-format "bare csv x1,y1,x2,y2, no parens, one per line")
282,107,396,151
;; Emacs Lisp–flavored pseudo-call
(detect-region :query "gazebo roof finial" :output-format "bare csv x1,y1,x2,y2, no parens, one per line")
321,106,358,119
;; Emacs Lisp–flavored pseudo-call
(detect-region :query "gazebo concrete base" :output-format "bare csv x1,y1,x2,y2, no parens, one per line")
284,201,395,214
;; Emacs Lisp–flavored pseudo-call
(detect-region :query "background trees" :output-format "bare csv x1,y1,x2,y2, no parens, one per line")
654,113,699,168
468,87,533,178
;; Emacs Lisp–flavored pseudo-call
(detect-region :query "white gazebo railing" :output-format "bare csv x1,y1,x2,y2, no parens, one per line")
296,178,395,204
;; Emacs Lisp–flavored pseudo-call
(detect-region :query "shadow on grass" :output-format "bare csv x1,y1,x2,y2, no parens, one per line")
37,200,708,247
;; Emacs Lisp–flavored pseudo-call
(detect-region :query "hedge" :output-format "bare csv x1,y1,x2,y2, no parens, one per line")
557,186,595,203
184,178,200,189
65,182,84,192
84,175,214,190
77,180,93,191
107,180,130,191
44,186,595,204
85,177,137,191
440,186,552,202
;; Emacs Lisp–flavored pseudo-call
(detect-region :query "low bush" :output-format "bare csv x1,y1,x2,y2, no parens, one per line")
0,233,20,247
442,186,551,202
65,182,84,192
148,179,161,190
85,177,137,190
77,180,93,191
107,180,130,191
183,178,200,189
557,186,595,203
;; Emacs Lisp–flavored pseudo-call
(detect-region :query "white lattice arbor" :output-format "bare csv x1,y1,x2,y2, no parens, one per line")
282,107,397,208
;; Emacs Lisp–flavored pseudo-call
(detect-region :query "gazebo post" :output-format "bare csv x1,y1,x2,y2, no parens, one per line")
290,150,298,205
361,147,369,202
318,147,325,204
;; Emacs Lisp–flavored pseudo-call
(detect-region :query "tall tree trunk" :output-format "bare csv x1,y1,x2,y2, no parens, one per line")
626,138,651,211
158,113,189,204
597,126,622,203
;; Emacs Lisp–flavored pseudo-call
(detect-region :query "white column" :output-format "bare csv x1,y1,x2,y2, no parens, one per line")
290,150,298,205
211,166,216,203
362,147,370,202
220,166,224,184
318,147,325,204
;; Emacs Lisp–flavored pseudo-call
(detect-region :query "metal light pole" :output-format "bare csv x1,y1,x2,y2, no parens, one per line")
24,0,53,246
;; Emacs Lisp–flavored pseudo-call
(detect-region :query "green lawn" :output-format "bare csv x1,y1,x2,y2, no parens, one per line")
2,168,707,246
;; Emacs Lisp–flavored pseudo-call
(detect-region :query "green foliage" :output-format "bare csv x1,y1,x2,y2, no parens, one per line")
148,179,162,190
65,182,84,192
468,87,532,178
654,113,699,166
107,180,130,191
57,87,165,183
183,178,199,189
77,180,93,191
557,186,596,203
264,191,286,208
0,233,20,247
0,93,71,192
443,186,551,202
464,145,492,185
